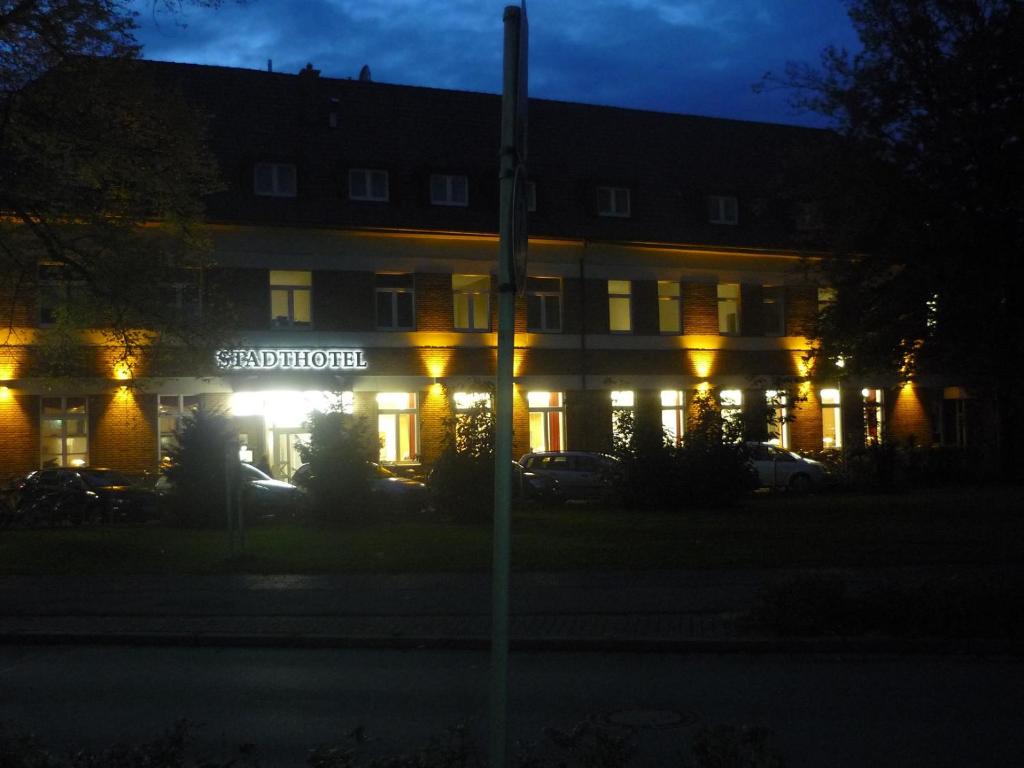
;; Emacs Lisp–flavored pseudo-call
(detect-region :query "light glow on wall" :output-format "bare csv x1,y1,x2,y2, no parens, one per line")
0,386,10,402
229,390,348,427
690,350,716,379
113,360,133,380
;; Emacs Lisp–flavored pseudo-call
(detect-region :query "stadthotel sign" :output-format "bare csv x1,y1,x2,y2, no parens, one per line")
215,348,368,371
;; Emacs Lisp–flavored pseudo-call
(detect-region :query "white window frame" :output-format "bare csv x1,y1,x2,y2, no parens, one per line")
430,174,469,206
765,390,789,448
597,186,631,217
709,195,738,225
452,274,490,331
376,392,419,464
720,389,743,441
762,285,785,337
611,390,635,443
270,270,312,329
717,283,741,335
375,274,415,330
348,168,389,202
608,279,632,333
40,396,88,468
862,388,884,445
821,388,843,449
527,391,566,452
661,390,686,447
526,277,562,332
254,162,297,197
158,395,200,463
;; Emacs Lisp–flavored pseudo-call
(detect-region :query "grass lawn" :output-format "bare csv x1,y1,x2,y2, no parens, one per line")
1,485,1021,575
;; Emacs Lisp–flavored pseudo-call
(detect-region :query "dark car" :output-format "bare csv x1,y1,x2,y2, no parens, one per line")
518,451,621,502
291,462,430,515
512,461,562,505
1,467,158,527
154,463,307,523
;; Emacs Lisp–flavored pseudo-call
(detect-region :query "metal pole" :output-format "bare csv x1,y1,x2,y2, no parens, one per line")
492,6,527,767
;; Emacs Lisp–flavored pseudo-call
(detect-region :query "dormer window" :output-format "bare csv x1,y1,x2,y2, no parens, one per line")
597,186,630,217
349,169,389,202
709,195,738,225
430,174,468,206
254,162,297,197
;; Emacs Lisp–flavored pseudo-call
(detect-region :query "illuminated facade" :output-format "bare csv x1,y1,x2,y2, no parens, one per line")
0,62,981,480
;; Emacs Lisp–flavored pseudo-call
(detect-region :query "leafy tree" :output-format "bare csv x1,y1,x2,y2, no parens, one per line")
1,1,229,377
295,408,377,525
163,405,235,526
429,388,496,522
767,0,1024,475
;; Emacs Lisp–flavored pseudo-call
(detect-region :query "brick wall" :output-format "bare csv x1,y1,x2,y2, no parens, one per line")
419,385,449,465
785,284,818,338
788,388,823,452
682,282,717,334
0,393,37,480
416,273,452,331
888,384,934,445
740,284,763,336
90,392,158,473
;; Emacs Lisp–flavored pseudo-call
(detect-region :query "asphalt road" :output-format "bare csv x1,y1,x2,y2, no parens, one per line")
1,645,1022,767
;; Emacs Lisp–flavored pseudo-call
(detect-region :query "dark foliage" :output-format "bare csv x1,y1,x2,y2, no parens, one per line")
162,406,235,527
295,409,377,526
429,393,495,523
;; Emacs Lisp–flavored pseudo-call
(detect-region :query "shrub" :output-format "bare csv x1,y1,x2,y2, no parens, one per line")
296,409,377,526
163,407,237,527
429,391,495,523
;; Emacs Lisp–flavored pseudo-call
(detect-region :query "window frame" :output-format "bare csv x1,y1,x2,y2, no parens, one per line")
597,186,631,218
708,195,739,225
348,168,390,202
761,285,785,337
608,279,633,333
526,277,562,333
158,395,200,464
269,270,313,330
717,282,741,335
820,388,843,449
526,391,566,452
430,173,469,207
376,392,420,465
452,274,491,332
39,396,89,468
658,280,682,334
254,162,297,198
375,273,415,330
660,390,686,447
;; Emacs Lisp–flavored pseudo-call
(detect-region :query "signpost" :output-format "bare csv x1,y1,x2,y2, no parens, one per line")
492,4,528,768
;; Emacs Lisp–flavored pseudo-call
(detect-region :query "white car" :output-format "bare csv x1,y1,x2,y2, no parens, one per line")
746,443,828,492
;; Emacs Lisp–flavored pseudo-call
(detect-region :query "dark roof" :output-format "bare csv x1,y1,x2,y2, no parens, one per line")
144,60,831,250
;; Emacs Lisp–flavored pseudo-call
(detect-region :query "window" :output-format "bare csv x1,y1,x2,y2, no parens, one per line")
349,169,389,201
818,286,836,315
430,174,468,206
377,392,418,464
862,388,883,445
709,195,738,224
821,388,842,449
376,273,414,330
254,162,297,197
720,389,743,439
717,283,741,335
527,391,565,452
608,280,632,333
661,390,686,446
766,390,789,448
658,280,681,333
611,391,635,444
597,186,631,217
270,270,312,329
158,395,200,464
165,276,203,320
526,277,561,332
452,274,490,331
40,397,88,467
453,391,493,452
762,285,785,336
38,263,85,327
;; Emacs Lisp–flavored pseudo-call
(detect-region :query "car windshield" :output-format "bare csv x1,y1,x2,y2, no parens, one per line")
78,469,132,488
241,464,272,481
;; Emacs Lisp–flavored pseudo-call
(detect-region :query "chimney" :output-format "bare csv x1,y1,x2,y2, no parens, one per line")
298,63,320,124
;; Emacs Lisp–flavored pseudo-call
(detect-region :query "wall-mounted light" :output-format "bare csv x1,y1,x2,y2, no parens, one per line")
0,385,11,402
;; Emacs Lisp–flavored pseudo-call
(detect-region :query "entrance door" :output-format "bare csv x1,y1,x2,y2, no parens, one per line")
274,430,310,481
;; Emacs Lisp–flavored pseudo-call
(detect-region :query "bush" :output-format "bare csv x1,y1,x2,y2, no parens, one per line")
429,391,496,523
296,410,377,526
163,407,237,527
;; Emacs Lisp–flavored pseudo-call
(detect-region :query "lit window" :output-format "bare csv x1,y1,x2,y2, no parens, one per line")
661,390,686,446
349,168,389,201
765,390,789,448
720,389,743,439
709,195,738,224
717,283,741,335
254,162,297,197
453,391,493,452
818,286,836,314
762,285,785,336
452,274,490,331
158,395,200,464
611,390,635,443
453,392,492,410
376,273,414,330
40,397,88,467
821,388,842,449
377,392,418,464
526,277,561,332
527,391,565,452
597,186,631,217
270,270,312,329
608,280,632,333
862,388,883,445
430,174,469,206
658,280,681,333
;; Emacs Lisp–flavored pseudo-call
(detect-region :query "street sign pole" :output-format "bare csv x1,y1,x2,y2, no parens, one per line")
492,4,527,768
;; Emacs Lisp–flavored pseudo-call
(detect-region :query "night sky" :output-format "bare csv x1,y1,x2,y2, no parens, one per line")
132,0,861,127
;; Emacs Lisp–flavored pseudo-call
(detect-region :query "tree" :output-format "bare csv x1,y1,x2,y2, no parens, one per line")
162,405,234,526
1,1,228,378
768,0,1024,474
296,408,377,525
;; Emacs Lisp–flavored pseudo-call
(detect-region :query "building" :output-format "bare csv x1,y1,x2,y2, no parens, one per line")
0,61,977,482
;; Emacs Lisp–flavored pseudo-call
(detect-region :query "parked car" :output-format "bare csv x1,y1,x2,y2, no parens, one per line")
154,463,307,522
746,442,829,491
518,451,621,502
0,467,158,527
291,462,430,515
512,460,563,506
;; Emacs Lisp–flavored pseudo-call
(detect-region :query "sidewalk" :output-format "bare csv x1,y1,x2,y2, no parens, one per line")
0,567,1018,654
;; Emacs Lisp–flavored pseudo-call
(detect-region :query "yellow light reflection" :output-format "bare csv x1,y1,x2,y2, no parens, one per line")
793,352,813,378
419,349,453,379
0,386,11,402
696,381,711,393
113,360,133,380
690,350,716,379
